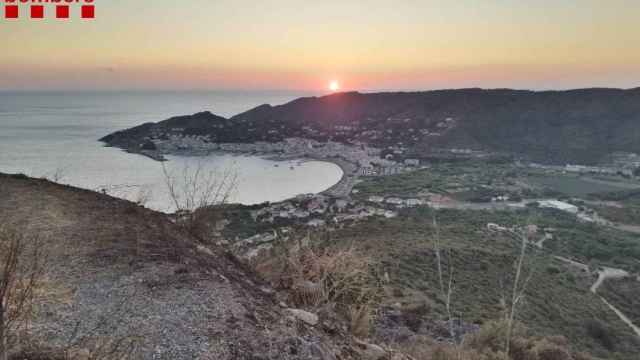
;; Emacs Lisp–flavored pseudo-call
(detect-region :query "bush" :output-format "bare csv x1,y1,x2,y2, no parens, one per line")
584,319,615,350
282,244,382,337
545,266,561,275
529,338,572,360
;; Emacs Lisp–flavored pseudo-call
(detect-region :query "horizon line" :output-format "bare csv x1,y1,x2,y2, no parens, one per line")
1,85,639,94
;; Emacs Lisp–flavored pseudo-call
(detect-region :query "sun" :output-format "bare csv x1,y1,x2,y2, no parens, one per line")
329,80,340,92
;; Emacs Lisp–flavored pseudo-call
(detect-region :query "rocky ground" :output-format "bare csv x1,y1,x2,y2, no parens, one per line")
0,173,404,360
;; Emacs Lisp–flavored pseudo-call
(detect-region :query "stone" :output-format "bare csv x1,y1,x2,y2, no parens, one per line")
360,343,387,360
285,308,319,326
354,339,388,360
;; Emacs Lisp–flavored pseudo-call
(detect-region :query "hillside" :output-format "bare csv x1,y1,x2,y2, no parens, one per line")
101,88,640,165
210,159,640,360
0,174,363,360
3,166,637,359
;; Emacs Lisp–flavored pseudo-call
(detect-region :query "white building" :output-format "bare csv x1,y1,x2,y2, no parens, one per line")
306,219,326,227
406,199,424,207
385,197,405,205
538,200,579,214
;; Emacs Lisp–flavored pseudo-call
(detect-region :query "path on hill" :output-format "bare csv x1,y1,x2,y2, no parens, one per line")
590,267,630,293
599,297,640,337
588,266,639,338
553,258,640,339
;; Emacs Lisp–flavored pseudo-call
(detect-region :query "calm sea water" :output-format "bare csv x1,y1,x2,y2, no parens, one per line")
0,91,343,212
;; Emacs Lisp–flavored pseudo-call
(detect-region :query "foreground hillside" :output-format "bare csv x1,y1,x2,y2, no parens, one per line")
0,173,362,360
101,88,640,165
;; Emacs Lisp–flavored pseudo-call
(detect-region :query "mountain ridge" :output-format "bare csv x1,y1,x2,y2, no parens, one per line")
101,87,640,165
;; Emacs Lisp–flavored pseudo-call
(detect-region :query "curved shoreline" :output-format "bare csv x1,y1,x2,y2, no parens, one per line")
123,142,364,199
231,153,358,198
316,157,358,197
261,153,355,196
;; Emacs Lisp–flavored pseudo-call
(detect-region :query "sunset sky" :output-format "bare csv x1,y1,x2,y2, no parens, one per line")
1,0,639,91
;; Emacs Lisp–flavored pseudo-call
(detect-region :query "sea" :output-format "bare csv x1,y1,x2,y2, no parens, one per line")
0,91,343,212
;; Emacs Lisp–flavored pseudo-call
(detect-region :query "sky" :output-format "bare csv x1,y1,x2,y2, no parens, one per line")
1,0,639,91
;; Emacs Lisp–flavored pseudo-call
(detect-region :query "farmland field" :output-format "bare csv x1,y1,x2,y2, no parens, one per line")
527,175,640,197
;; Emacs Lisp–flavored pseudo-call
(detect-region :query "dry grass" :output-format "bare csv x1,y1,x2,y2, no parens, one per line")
397,320,596,360
281,243,382,337
1,226,46,360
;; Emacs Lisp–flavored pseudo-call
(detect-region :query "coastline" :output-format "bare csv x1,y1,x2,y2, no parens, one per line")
122,146,358,198
104,137,377,199
316,157,358,197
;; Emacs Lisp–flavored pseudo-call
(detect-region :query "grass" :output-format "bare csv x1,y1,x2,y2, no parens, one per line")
592,204,640,226
323,207,640,359
587,189,640,226
526,174,640,197
354,161,640,203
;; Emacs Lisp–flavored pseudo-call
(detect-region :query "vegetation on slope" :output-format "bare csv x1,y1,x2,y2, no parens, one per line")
322,207,640,359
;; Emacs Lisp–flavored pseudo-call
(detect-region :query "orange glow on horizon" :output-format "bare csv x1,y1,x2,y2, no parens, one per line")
329,80,340,92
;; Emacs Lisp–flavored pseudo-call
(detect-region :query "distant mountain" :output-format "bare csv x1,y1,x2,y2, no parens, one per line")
101,87,640,165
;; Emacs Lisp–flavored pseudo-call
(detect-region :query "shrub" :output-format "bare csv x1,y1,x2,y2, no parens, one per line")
584,319,615,350
545,266,561,275
283,245,381,337
394,320,594,360
529,338,572,360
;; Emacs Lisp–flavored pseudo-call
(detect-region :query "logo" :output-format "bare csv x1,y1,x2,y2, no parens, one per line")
4,0,95,20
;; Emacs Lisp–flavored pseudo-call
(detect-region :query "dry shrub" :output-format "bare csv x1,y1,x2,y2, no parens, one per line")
283,245,381,337
349,304,373,339
162,161,237,239
72,335,140,360
286,246,379,306
1,226,46,360
400,336,499,360
10,335,140,360
572,352,596,360
394,321,589,360
465,320,526,355
528,338,572,360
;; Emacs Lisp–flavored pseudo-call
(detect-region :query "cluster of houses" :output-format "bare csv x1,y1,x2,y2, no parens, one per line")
367,196,425,207
359,165,405,176
486,223,556,248
251,194,404,228
358,158,422,177
564,164,633,176
524,162,634,177
150,135,393,169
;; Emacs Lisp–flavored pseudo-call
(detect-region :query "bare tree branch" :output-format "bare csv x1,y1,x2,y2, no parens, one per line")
0,226,46,360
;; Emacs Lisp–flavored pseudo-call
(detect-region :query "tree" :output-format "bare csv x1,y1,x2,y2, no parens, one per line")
503,224,537,358
431,215,456,340
161,160,237,238
0,226,44,360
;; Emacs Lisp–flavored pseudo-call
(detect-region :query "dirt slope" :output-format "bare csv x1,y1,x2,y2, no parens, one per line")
0,174,357,360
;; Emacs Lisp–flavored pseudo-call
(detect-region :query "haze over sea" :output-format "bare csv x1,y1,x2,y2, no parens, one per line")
0,91,343,212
